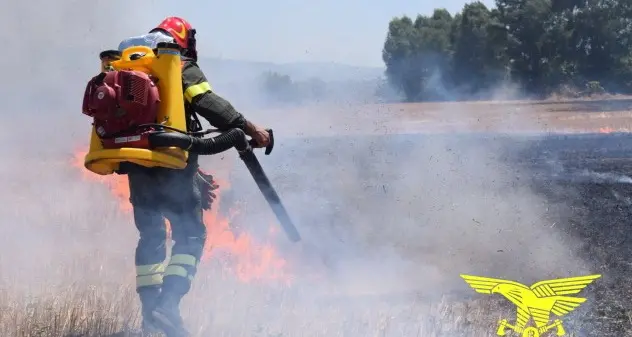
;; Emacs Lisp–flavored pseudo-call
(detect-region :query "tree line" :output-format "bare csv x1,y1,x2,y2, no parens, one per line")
382,0,632,101
256,71,388,105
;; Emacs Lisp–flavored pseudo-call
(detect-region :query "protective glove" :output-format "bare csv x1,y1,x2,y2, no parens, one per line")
197,169,219,210
244,120,271,148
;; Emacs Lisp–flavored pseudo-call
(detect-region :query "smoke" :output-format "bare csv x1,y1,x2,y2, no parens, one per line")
192,74,594,334
0,0,151,295
0,1,598,336
0,0,154,149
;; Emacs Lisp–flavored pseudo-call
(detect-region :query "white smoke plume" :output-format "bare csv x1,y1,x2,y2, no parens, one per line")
0,1,596,336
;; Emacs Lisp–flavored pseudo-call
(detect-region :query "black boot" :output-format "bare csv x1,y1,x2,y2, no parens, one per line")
138,286,161,336
150,290,189,337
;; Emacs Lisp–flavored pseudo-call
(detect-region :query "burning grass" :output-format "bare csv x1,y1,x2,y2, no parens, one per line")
70,149,292,284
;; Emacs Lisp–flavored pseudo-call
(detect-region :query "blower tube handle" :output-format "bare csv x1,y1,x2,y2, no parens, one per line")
147,127,274,156
248,129,274,155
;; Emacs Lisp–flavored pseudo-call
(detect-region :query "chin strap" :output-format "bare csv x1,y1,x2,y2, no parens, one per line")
185,29,198,61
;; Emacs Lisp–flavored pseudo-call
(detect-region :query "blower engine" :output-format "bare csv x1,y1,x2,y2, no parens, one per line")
82,69,161,149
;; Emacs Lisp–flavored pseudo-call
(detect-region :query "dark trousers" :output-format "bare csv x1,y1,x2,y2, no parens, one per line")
124,156,207,297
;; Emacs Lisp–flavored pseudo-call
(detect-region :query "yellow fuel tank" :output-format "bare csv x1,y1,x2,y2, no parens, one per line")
84,44,189,175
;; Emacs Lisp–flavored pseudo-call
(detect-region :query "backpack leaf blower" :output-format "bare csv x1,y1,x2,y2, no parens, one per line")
81,42,300,242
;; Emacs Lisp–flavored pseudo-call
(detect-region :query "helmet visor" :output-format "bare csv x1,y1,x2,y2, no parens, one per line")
117,31,175,51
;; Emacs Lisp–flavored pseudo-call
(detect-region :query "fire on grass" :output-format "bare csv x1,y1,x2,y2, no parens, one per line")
599,126,632,133
70,148,292,284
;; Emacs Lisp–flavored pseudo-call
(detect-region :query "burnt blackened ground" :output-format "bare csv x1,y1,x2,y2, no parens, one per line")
523,134,632,336
511,133,632,324
530,181,632,336
448,133,632,335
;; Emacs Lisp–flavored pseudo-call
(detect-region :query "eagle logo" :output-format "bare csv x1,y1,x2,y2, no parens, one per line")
460,274,601,337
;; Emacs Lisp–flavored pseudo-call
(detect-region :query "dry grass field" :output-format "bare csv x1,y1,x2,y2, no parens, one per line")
266,96,632,137
2,97,632,337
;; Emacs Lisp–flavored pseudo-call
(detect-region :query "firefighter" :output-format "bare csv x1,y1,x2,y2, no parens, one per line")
119,16,271,337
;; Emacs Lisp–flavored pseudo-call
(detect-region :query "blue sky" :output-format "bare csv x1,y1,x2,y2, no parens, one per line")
149,0,495,67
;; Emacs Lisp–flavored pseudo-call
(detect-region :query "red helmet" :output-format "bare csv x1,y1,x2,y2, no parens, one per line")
151,16,194,50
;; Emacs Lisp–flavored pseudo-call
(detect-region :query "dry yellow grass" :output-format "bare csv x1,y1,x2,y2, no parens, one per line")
262,97,632,137
3,273,617,336
0,286,138,337
0,280,518,337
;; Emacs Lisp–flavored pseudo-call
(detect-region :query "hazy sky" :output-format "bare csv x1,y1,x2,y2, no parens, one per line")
144,0,496,67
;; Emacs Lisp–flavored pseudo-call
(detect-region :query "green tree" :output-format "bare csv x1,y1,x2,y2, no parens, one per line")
382,16,420,101
259,71,299,103
571,0,632,91
381,0,632,101
451,2,507,95
383,10,454,101
414,9,454,100
496,0,555,95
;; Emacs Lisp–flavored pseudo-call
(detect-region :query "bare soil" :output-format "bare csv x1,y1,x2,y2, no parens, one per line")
265,97,632,137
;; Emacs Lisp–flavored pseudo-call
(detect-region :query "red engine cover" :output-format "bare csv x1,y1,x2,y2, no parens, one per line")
82,70,160,148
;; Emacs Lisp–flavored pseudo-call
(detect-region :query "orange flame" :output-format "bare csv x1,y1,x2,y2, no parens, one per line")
71,148,291,284
72,149,133,213
599,127,616,133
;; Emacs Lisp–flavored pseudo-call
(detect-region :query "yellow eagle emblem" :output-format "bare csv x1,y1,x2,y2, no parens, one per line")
460,274,601,337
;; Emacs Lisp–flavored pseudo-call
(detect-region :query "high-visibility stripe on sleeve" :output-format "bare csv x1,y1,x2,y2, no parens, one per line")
184,82,212,102
136,263,165,276
136,274,163,287
169,254,197,266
